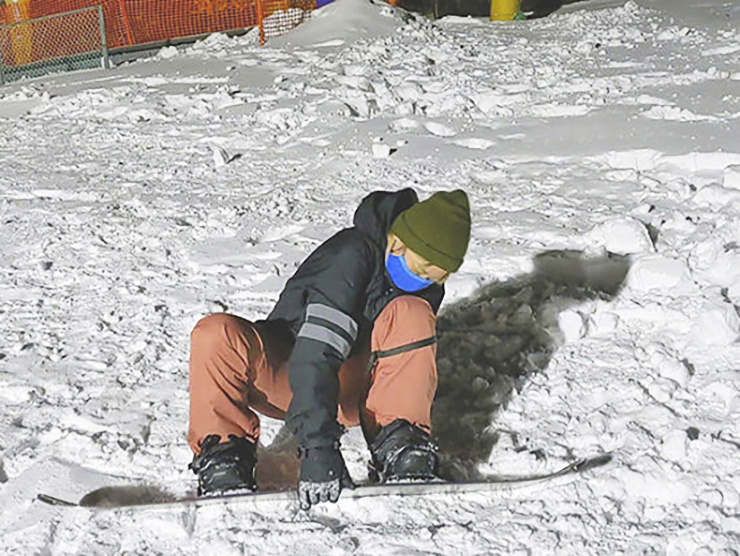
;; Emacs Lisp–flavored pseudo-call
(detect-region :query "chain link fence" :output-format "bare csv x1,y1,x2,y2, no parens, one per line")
259,0,314,43
0,7,109,86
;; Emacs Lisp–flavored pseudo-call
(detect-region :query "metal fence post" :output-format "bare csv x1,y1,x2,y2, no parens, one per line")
98,6,110,69
0,25,6,85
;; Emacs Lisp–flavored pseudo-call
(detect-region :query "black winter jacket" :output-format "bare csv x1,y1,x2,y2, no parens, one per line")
265,188,444,450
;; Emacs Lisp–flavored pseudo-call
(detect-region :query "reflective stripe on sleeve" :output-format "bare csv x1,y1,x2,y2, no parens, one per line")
305,303,358,341
298,322,352,359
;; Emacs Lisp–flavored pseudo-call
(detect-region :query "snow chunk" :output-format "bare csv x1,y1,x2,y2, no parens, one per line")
648,378,678,403
158,46,179,59
692,300,740,346
424,122,456,137
657,358,690,389
693,247,740,290
558,310,586,343
693,184,740,207
724,165,740,190
588,310,619,335
660,430,688,462
587,216,654,255
452,138,495,150
626,254,691,291
641,105,717,122
371,141,392,158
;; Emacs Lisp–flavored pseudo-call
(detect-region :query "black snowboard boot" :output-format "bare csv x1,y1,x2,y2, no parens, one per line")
189,434,258,496
369,419,439,483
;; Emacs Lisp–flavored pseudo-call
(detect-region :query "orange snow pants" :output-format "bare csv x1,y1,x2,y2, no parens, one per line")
188,296,437,453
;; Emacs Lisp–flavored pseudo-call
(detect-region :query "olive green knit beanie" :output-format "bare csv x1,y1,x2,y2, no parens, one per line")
390,190,471,273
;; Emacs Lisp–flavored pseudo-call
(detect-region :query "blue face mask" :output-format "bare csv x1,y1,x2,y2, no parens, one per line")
386,253,434,292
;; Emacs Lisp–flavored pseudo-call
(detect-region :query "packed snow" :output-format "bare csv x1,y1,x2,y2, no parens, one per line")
1,0,740,553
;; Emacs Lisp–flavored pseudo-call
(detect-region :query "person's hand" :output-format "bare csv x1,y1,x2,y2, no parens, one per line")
297,445,355,510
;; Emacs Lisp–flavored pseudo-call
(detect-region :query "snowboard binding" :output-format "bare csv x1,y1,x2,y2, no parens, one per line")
189,434,258,496
369,419,440,483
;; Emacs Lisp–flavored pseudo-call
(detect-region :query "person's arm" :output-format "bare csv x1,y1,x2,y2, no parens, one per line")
284,233,373,508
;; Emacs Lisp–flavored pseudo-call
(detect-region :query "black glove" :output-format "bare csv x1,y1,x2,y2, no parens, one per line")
297,444,355,510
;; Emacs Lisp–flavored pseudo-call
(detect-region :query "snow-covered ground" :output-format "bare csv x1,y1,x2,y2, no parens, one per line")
1,0,740,553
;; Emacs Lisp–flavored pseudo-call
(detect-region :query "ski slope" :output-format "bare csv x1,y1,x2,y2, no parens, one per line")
1,0,739,553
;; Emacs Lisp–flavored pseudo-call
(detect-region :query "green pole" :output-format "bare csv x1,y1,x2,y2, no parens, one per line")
0,29,6,86
98,6,110,69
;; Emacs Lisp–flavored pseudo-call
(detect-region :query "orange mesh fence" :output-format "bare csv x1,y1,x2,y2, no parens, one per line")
0,0,350,65
118,0,258,45
258,0,314,43
0,1,259,48
0,6,107,84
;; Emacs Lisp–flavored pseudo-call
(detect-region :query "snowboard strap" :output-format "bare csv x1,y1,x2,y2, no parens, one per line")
366,335,437,374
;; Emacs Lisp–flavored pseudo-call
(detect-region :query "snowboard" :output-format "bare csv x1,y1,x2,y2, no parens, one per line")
38,453,611,511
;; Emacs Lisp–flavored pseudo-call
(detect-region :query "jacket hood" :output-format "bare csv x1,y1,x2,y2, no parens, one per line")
353,188,418,246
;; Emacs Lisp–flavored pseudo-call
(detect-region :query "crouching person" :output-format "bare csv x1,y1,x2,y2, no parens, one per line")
187,188,471,509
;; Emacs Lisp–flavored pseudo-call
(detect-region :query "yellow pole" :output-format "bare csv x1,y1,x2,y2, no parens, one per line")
490,0,521,21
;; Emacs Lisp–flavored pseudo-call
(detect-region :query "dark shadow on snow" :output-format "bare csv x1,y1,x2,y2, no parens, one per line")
520,0,589,19
395,0,588,19
432,250,630,481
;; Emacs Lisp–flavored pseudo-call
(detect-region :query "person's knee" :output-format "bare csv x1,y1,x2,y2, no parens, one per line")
385,296,435,331
387,295,433,316
191,313,238,346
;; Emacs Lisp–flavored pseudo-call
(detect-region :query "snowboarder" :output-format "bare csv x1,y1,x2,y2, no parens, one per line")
187,188,471,509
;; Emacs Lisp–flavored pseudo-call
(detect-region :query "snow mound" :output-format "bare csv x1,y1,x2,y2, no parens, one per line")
269,0,406,49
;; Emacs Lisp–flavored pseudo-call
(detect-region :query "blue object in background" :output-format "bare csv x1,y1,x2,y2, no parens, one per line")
316,0,334,7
